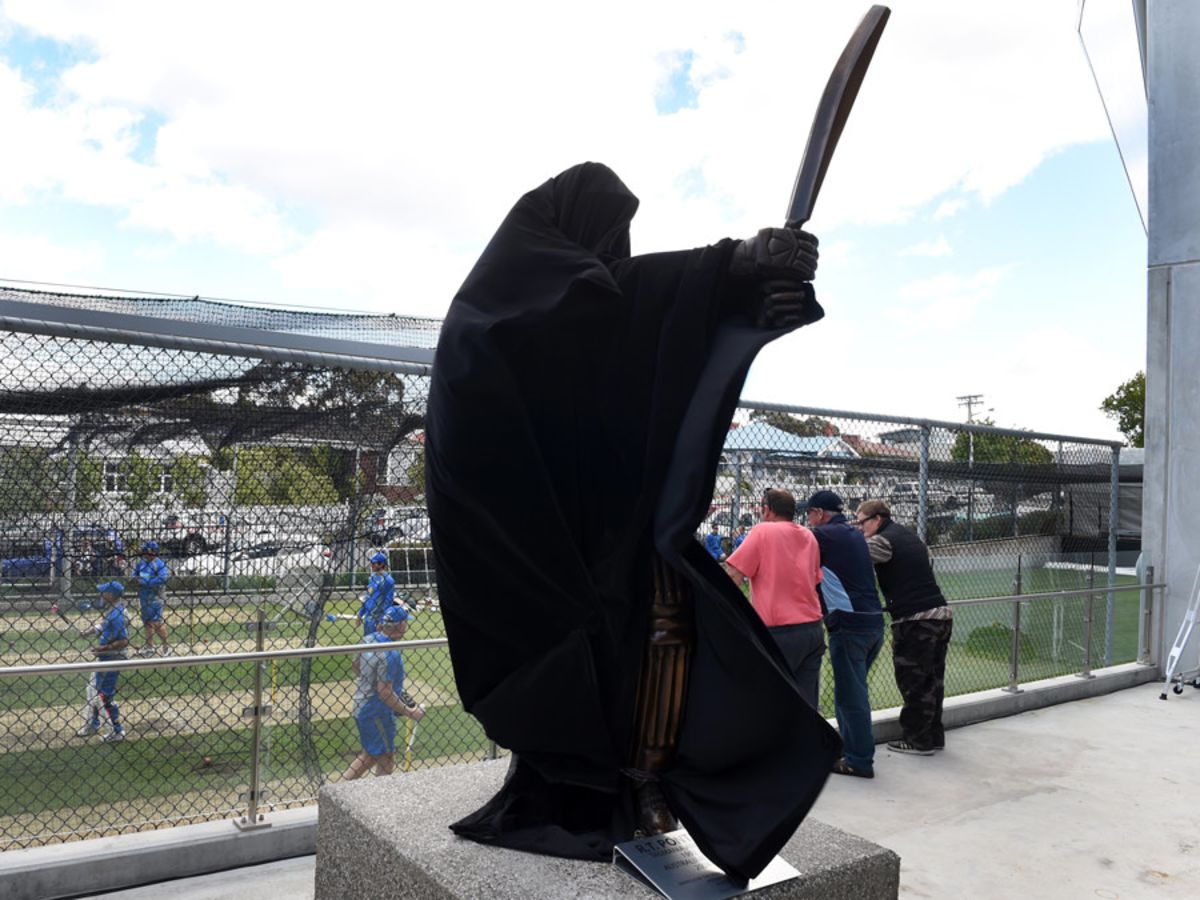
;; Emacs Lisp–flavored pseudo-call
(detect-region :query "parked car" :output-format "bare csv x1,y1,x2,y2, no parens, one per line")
1,525,125,582
159,513,230,557
366,507,431,543
174,539,331,577
888,483,959,512
0,536,55,581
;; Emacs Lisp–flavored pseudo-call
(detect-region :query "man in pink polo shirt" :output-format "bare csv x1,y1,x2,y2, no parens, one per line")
725,488,825,709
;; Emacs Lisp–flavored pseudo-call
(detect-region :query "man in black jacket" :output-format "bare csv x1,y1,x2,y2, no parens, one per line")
855,499,953,755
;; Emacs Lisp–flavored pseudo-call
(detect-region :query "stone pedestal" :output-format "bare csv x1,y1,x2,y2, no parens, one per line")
316,759,899,899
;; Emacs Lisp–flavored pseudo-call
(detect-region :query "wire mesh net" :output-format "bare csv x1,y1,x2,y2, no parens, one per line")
1,285,443,349
0,302,1140,849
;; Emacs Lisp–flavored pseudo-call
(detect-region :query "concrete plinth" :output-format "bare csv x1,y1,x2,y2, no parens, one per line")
315,759,898,899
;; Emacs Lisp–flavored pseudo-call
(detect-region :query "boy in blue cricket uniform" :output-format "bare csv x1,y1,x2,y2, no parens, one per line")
132,540,171,656
732,525,748,552
76,580,130,742
704,524,725,560
356,551,397,636
342,605,425,780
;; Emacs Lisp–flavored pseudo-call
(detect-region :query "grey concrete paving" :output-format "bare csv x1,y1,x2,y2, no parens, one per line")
82,856,316,899
812,680,1200,898
83,682,1200,899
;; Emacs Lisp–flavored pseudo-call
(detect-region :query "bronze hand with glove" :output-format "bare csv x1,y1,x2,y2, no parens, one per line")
729,227,823,329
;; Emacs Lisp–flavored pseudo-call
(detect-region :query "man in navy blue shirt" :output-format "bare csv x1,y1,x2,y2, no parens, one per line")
805,491,885,778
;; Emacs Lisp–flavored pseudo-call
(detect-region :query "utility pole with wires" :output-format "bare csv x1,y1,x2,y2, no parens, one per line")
956,394,985,423
957,394,984,541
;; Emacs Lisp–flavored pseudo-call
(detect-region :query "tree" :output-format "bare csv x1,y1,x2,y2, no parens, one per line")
306,443,359,500
75,454,103,512
950,420,1053,466
171,456,208,508
0,447,55,513
748,410,841,437
125,452,160,510
1100,371,1145,448
405,450,426,496
233,447,339,506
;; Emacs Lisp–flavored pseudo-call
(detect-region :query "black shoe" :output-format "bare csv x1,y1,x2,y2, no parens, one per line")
832,758,874,779
887,739,934,756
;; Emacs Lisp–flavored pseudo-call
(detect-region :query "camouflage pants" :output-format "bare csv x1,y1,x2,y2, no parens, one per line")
891,617,953,750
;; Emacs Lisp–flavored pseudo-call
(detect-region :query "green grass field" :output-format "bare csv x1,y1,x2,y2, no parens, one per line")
0,562,1147,848
0,701,490,820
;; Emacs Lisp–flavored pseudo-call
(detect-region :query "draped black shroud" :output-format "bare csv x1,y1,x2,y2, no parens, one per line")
425,162,841,881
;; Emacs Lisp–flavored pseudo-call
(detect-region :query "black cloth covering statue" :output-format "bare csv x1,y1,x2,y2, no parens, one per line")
425,162,842,881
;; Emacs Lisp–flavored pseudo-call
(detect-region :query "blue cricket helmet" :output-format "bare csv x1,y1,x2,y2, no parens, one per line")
98,580,125,598
370,551,388,566
381,604,409,624
141,540,160,553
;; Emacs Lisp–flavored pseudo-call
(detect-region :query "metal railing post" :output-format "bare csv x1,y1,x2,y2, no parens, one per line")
917,426,930,540
236,607,271,831
1105,445,1120,666
1004,555,1023,693
60,433,78,603
1079,564,1096,680
731,456,744,544
1140,564,1155,664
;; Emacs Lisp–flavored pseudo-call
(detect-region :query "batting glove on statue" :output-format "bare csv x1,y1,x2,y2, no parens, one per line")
730,227,819,282
752,279,822,329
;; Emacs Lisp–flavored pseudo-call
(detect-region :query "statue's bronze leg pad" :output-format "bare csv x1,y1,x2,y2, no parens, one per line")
628,554,693,835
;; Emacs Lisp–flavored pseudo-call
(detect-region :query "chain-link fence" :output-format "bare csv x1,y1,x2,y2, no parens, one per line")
0,636,497,850
710,403,1128,566
0,285,1146,850
0,582,1155,851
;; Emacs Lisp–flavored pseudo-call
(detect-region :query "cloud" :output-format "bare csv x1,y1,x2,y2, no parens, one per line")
899,235,952,258
933,197,966,220
0,54,295,255
989,326,1126,437
0,0,1132,442
0,230,103,281
0,2,1109,273
884,265,1011,334
817,240,854,268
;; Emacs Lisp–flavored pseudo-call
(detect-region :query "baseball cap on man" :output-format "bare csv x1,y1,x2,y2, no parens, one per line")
806,490,845,513
369,551,388,566
381,604,410,624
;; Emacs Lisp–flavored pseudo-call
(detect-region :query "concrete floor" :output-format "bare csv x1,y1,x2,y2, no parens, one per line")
88,681,1200,900
812,680,1200,898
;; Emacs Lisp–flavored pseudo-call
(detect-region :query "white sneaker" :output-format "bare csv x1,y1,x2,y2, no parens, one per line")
159,646,173,657
75,723,99,737
101,730,126,743
136,646,155,657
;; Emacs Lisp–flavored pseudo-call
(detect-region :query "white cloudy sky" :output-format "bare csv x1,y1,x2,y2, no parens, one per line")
0,0,1147,440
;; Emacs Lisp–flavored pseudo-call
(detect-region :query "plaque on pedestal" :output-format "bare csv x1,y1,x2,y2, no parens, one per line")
613,829,799,899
